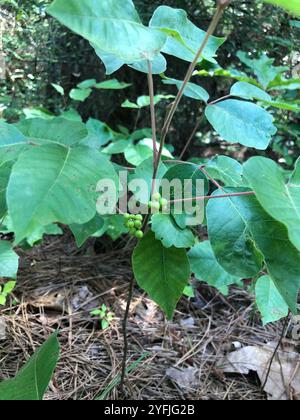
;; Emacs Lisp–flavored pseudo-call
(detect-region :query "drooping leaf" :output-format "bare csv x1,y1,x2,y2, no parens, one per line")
205,99,277,150
69,88,92,102
244,157,300,252
7,144,118,244
163,78,209,102
0,333,60,401
132,231,190,319
230,81,271,101
188,241,241,295
206,188,264,278
151,213,195,248
264,0,300,17
16,117,88,147
48,0,167,63
255,275,289,325
70,215,108,247
150,6,225,63
0,241,19,279
204,155,243,187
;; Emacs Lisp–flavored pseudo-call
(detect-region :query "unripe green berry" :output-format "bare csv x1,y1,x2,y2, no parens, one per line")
127,221,135,229
135,214,143,221
149,201,160,212
152,192,161,202
135,230,144,239
160,198,168,208
124,213,131,220
134,221,142,229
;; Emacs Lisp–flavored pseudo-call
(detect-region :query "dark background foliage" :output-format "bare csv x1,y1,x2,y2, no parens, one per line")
1,0,299,160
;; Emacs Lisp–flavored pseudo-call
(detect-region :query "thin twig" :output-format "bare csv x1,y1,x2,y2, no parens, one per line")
208,94,233,106
199,165,223,189
120,276,135,394
261,315,289,392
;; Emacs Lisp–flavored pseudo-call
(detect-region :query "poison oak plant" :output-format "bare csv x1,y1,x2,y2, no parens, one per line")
0,0,299,353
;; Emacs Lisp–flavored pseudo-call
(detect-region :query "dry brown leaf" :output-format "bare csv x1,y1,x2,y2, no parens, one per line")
217,342,300,400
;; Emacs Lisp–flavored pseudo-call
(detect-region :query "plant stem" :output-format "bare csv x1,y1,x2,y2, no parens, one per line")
170,190,255,204
147,60,158,167
208,94,233,106
198,165,223,189
153,3,227,178
120,276,135,394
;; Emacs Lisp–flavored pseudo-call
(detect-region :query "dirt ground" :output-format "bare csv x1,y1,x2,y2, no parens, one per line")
0,232,288,400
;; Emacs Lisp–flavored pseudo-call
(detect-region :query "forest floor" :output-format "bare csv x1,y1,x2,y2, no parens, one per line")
0,232,289,400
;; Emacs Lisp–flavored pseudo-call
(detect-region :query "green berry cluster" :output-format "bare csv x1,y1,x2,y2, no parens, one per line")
124,213,144,239
148,192,168,213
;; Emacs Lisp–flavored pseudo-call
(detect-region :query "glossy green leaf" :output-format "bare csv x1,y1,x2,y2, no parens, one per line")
206,188,264,278
150,6,225,63
151,213,195,248
0,333,60,401
70,215,108,247
163,78,209,102
7,144,118,244
255,275,289,325
132,231,190,319
244,157,300,251
205,155,243,187
16,117,88,147
69,88,92,102
230,81,271,101
48,0,167,63
188,241,241,295
205,99,277,150
264,0,300,17
0,241,19,279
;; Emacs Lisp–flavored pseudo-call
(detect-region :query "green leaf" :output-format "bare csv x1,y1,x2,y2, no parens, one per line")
151,213,195,248
26,224,63,247
23,108,55,120
122,94,174,109
205,99,277,150
125,139,172,167
0,161,13,218
48,0,167,63
7,144,117,244
150,6,225,63
0,241,19,279
205,155,243,187
129,157,167,204
16,117,88,147
94,79,132,90
255,275,289,325
230,81,271,101
77,79,97,89
206,188,264,278
163,78,209,102
264,0,300,17
81,118,114,149
261,100,300,112
0,121,27,150
244,157,300,252
70,215,108,247
102,139,130,155
51,83,64,96
290,20,300,28
0,333,60,400
188,241,241,295
208,189,300,313
69,88,92,102
2,281,16,296
132,231,190,319
237,51,288,88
